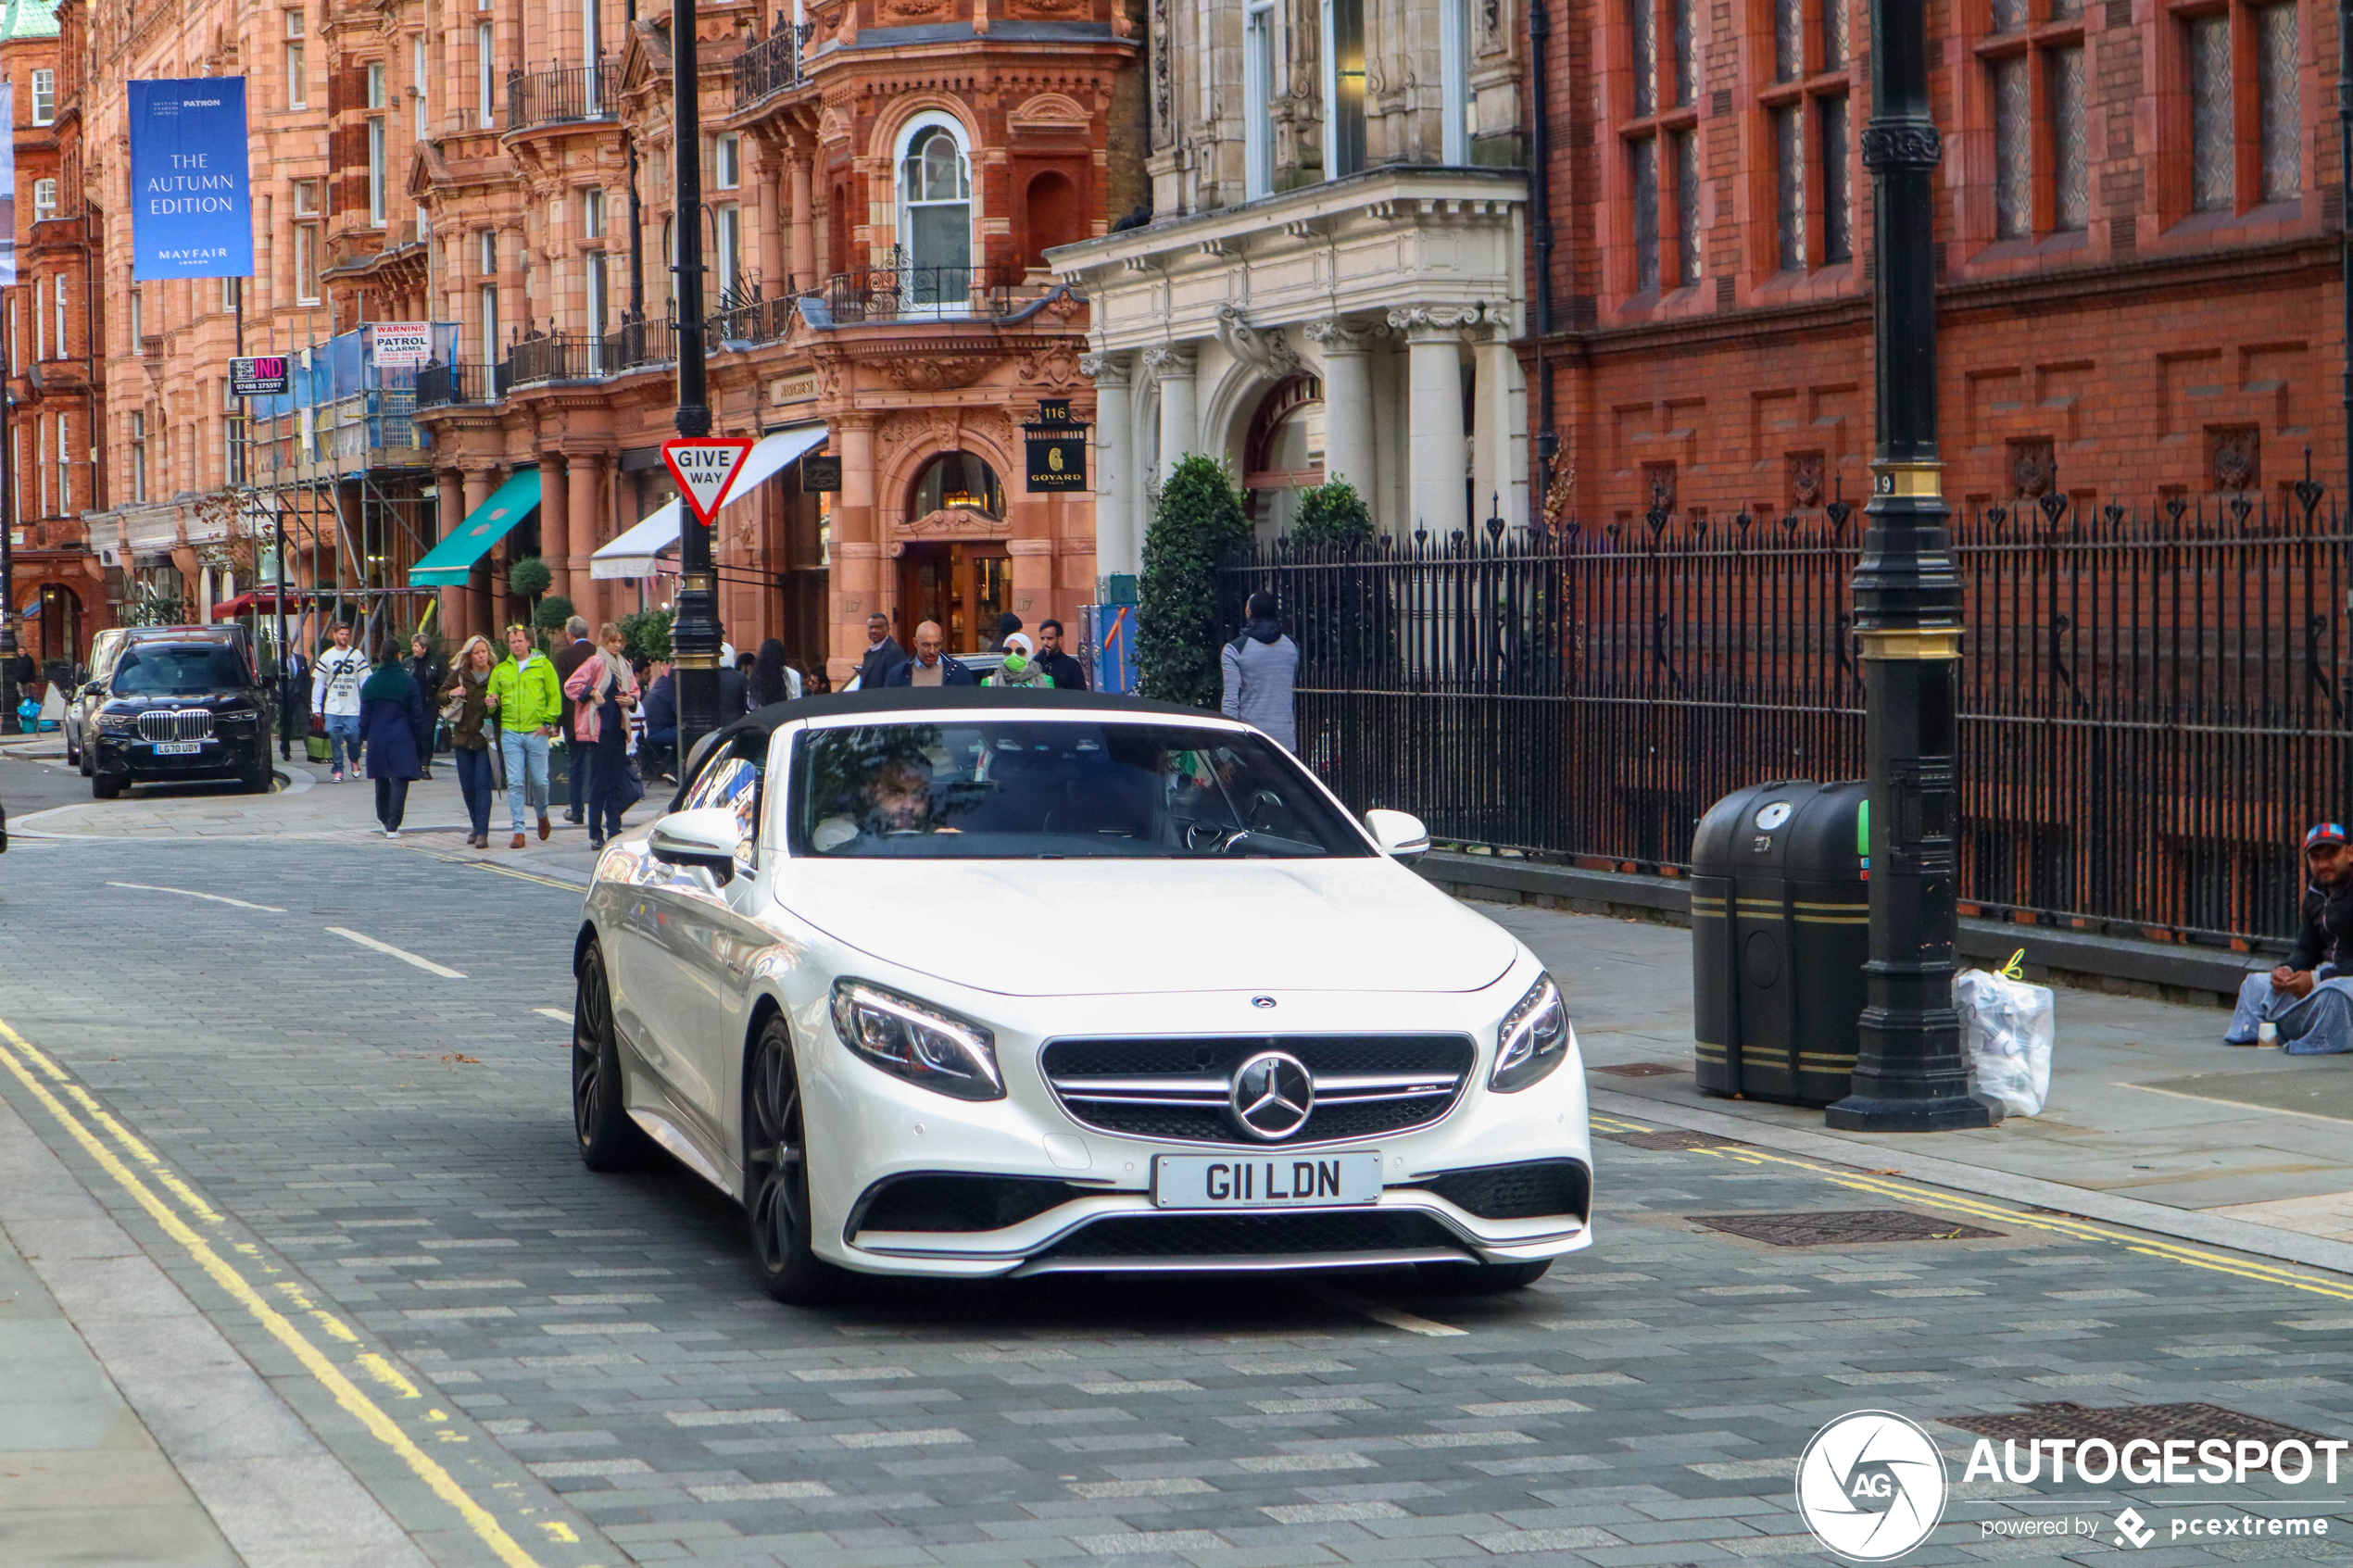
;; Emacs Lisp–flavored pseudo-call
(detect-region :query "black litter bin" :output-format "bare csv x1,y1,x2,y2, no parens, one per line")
1691,779,1869,1107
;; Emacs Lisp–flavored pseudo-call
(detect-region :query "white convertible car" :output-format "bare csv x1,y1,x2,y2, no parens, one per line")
572,688,1592,1303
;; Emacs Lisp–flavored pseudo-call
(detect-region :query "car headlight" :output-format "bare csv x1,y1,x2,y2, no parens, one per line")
96,712,133,734
1491,975,1571,1093
216,709,260,722
829,979,1003,1101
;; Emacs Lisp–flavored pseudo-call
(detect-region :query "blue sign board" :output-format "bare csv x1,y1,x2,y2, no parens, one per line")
129,78,254,282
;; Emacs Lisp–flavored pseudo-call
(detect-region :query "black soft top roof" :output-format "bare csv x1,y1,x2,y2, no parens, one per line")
688,685,1229,768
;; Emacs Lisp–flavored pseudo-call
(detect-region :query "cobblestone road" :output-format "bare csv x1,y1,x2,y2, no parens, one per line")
8,836,2353,1567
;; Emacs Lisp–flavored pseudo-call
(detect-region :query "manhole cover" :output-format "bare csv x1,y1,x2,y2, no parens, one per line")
1595,1062,1686,1078
1609,1129,1753,1151
1691,1209,2003,1246
1943,1401,2324,1447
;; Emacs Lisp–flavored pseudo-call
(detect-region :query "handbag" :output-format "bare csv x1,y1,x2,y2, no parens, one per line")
487,719,509,793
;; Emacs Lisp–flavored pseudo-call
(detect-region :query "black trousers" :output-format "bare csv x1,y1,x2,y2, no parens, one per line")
568,742,595,820
375,776,409,831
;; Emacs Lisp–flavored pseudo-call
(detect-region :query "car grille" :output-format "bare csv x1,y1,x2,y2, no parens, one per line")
1040,1035,1475,1147
1413,1160,1592,1222
134,710,214,743
1038,1210,1463,1259
850,1173,1094,1235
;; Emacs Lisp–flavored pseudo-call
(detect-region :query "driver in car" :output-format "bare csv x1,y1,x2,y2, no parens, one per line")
811,755,963,851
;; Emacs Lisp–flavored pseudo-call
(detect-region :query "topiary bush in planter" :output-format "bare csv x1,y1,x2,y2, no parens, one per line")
1139,455,1252,708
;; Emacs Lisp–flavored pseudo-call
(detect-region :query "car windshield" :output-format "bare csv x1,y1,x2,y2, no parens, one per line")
789,721,1373,859
112,646,247,697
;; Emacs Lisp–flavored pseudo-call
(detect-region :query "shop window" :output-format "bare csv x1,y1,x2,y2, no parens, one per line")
911,451,1003,518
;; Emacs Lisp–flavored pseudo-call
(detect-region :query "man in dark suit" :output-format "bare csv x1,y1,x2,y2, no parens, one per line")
550,616,597,823
885,621,976,686
855,612,908,690
1035,619,1089,691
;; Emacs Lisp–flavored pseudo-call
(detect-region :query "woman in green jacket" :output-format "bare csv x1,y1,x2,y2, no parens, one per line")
486,623,562,847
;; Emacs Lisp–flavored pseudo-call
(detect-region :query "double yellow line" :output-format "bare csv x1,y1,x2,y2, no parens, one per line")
1591,1110,2353,1301
0,1017,575,1567
404,840,586,894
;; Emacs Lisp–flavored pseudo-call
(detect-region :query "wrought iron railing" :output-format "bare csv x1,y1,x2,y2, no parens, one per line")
733,25,809,107
507,62,620,131
708,291,797,345
603,314,675,370
1217,492,2352,948
417,320,673,406
824,263,1032,322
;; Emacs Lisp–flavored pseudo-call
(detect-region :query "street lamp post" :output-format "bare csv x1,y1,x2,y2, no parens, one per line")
0,378,19,738
669,0,722,766
1824,0,1989,1133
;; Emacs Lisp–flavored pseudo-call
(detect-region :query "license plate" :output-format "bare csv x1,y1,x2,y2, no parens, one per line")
153,741,202,755
1153,1150,1382,1209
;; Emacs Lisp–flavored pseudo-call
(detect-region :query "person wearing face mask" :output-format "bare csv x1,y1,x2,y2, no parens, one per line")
2226,822,2353,1053
983,632,1053,688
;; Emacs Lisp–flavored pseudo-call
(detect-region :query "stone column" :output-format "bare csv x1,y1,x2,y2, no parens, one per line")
461,468,497,633
567,452,605,625
828,414,878,682
538,450,570,609
1388,307,1478,540
1143,345,1196,479
1471,309,1524,530
751,136,786,303
788,149,817,293
1079,351,1133,579
1306,319,1376,508
435,469,469,641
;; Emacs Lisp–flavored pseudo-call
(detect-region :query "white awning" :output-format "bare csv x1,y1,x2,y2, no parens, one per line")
590,423,828,580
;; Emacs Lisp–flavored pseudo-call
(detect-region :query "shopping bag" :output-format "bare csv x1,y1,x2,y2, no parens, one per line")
1953,950,2055,1118
487,722,508,794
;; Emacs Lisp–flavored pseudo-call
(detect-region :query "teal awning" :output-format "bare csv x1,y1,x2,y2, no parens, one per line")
409,470,543,585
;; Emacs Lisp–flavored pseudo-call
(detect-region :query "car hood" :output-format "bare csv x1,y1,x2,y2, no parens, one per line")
774,858,1519,997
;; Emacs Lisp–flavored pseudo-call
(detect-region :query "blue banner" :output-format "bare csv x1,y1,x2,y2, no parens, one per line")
129,78,253,282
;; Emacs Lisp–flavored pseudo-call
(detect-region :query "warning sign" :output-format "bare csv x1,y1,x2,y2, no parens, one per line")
371,322,433,369
662,438,756,525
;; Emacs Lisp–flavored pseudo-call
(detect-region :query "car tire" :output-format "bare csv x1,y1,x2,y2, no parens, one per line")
241,753,273,794
746,1014,849,1306
92,772,124,800
1416,1259,1554,1293
572,942,656,1173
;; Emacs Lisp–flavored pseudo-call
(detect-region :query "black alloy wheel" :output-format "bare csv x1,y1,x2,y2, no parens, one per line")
572,942,653,1172
746,1015,849,1305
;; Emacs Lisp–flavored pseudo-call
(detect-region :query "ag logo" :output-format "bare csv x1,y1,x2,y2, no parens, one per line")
1795,1411,1947,1562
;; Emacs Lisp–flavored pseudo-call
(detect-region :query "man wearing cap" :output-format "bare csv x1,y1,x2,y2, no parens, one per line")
2225,823,2353,1052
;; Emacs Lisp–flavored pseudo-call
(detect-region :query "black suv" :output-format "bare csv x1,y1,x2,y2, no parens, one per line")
86,639,275,798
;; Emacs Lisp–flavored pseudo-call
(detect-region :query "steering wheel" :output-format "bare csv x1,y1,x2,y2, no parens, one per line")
1184,820,1229,852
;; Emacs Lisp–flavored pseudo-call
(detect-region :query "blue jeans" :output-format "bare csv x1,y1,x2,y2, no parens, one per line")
500,729,551,832
453,745,494,837
2227,963,2353,1054
322,712,362,774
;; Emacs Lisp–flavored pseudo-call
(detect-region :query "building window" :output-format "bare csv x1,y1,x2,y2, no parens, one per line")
367,59,386,108
897,119,973,306
296,223,321,302
36,418,45,516
32,277,43,359
369,114,388,225
714,204,742,298
53,275,66,358
286,12,307,109
30,69,53,124
2257,0,2299,201
1322,0,1365,179
582,186,604,238
413,35,427,137
1441,0,1473,163
131,411,146,504
911,451,1003,518
713,132,741,189
585,251,608,337
478,282,499,364
1243,0,1277,196
476,21,495,128
1982,0,2086,242
127,286,141,346
1619,0,1701,295
31,178,55,221
56,414,68,512
294,178,319,216
1758,0,1852,274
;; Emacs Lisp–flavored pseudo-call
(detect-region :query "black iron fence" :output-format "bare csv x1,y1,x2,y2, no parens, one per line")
1218,495,2353,948
508,62,620,131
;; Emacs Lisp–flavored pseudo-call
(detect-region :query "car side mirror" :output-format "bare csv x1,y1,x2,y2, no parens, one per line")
1365,809,1430,865
648,807,742,883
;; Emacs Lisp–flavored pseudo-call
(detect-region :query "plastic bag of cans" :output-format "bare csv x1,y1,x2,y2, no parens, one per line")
1953,952,2054,1119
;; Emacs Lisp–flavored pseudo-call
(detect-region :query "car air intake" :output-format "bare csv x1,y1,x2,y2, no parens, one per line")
1039,1209,1465,1259
849,1173,1094,1235
1040,1035,1474,1147
1411,1160,1592,1222
135,710,215,743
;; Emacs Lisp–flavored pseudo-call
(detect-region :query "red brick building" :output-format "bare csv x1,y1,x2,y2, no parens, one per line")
1522,0,2346,521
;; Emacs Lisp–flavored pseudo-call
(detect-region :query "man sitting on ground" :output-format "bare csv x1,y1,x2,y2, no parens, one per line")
2227,822,2353,1053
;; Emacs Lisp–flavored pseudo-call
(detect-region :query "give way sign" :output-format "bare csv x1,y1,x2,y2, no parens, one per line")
662,438,756,526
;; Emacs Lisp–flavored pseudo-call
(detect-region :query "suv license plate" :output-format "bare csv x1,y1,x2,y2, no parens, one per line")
1153,1151,1381,1209
154,741,202,755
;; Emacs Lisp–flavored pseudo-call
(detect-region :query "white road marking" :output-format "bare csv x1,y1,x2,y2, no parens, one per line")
534,1008,575,1028
324,926,468,979
106,881,288,913
1314,1289,1467,1337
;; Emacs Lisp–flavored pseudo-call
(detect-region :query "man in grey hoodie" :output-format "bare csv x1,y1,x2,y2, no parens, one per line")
1220,592,1300,752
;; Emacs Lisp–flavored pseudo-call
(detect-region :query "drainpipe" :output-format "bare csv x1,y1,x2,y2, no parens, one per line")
627,0,646,317
1526,0,1555,512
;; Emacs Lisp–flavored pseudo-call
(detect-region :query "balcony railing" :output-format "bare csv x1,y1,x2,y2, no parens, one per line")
707,285,798,345
507,62,620,132
415,317,675,408
733,25,810,107
823,263,1036,323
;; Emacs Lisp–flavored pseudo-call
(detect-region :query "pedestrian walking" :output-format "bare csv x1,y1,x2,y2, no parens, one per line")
278,646,310,759
406,633,446,781
552,616,598,826
358,640,425,838
638,658,677,781
855,612,907,690
1220,591,1301,753
749,637,802,708
441,634,497,847
885,621,975,686
718,651,752,718
2226,822,2353,1053
984,632,1052,687
1035,619,1089,691
563,622,642,850
310,622,371,781
487,622,560,848
988,611,1023,652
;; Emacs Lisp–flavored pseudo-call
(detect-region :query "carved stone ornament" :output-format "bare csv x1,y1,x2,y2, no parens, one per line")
878,0,953,21
1150,0,1173,149
899,507,1010,536
2209,426,2260,492
1304,318,1378,353
1787,451,1825,509
1214,305,1302,378
1140,345,1196,378
1385,305,1483,339
1018,342,1082,388
880,356,992,392
1859,120,1944,171
2007,437,2056,498
1077,351,1132,386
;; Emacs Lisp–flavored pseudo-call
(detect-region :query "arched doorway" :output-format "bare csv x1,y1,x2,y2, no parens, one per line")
897,450,1008,654
1242,375,1325,542
25,582,82,672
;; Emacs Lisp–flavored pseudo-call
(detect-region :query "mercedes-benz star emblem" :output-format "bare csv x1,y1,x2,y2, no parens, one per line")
1251,996,1277,1010
1228,1051,1315,1141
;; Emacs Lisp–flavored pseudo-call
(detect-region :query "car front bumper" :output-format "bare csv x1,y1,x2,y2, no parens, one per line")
94,734,264,779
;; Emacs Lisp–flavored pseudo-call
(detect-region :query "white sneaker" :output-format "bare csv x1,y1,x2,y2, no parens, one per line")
331,771,343,783
384,828,399,838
